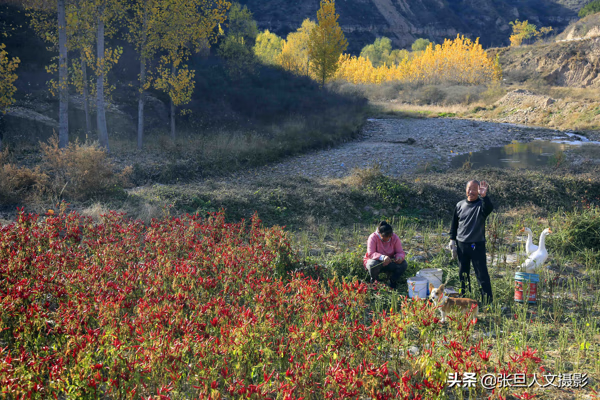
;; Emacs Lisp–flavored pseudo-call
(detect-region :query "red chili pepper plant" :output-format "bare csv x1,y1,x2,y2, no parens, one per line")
0,210,545,399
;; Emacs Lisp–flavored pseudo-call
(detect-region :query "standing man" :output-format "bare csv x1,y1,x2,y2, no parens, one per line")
449,180,494,304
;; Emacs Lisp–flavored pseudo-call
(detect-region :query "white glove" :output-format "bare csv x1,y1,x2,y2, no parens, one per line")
448,240,457,260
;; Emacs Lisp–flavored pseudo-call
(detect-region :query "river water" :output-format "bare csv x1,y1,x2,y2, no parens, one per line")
450,133,600,170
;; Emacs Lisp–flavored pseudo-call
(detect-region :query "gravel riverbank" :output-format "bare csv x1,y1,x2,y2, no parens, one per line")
220,118,596,183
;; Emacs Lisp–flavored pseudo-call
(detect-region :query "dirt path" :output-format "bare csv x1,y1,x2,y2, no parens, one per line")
220,117,573,184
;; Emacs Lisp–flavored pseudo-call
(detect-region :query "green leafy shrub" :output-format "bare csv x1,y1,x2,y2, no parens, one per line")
347,165,409,207
411,38,432,52
418,86,446,105
325,248,367,281
579,0,600,17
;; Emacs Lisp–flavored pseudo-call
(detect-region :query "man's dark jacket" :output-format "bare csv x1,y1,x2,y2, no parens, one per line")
449,196,494,243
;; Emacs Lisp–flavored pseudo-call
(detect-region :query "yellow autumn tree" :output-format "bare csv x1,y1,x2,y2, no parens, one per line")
125,0,185,149
509,20,537,46
0,42,19,150
57,0,96,136
0,43,20,115
509,20,552,46
153,54,195,124
125,0,155,149
254,29,283,65
26,0,124,150
334,35,501,85
66,0,122,138
151,0,230,139
278,19,316,77
308,0,348,86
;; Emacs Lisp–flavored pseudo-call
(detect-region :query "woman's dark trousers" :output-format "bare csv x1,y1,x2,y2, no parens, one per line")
366,259,408,289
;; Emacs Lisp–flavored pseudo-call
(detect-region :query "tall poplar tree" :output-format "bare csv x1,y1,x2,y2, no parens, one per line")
57,0,68,147
308,0,347,87
24,0,70,147
152,0,229,139
67,0,96,136
125,0,158,149
25,0,121,148
278,19,315,77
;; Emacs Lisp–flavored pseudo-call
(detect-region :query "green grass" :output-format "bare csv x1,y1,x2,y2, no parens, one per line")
83,162,600,234
284,205,600,398
547,206,600,254
2,163,600,397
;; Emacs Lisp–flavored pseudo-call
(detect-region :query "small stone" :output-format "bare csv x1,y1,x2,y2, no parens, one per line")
408,346,419,356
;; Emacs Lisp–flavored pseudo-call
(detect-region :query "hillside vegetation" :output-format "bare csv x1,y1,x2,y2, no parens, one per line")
578,0,600,17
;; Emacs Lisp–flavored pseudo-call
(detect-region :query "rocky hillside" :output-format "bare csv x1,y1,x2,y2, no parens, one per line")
490,36,600,87
556,12,600,41
239,0,584,53
470,89,600,131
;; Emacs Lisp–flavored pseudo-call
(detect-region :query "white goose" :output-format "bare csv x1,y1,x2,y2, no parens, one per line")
520,227,538,256
518,228,552,273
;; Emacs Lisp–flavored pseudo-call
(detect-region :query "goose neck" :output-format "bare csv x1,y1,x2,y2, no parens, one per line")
539,232,548,250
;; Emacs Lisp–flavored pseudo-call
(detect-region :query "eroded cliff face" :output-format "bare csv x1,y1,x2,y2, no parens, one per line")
491,37,600,88
239,0,584,53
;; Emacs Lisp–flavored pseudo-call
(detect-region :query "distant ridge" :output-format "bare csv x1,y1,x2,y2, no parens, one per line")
239,0,585,53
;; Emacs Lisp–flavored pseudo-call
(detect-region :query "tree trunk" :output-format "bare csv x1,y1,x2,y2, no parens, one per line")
306,56,310,77
81,56,92,137
96,5,109,152
170,97,175,140
57,0,69,148
170,64,176,140
137,9,147,150
138,57,145,150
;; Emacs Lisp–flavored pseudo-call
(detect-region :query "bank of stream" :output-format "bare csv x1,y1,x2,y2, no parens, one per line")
216,118,600,184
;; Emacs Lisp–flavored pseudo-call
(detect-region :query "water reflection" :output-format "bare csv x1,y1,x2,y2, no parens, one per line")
450,141,572,170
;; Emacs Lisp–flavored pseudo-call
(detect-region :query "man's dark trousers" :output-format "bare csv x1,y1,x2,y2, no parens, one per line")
456,240,493,304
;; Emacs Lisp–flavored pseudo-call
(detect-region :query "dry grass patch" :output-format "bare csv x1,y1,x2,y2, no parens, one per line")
371,101,471,116
107,111,365,184
0,136,135,207
80,202,111,222
0,148,49,204
41,136,132,201
501,203,548,221
336,81,492,110
549,86,600,102
335,165,384,188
